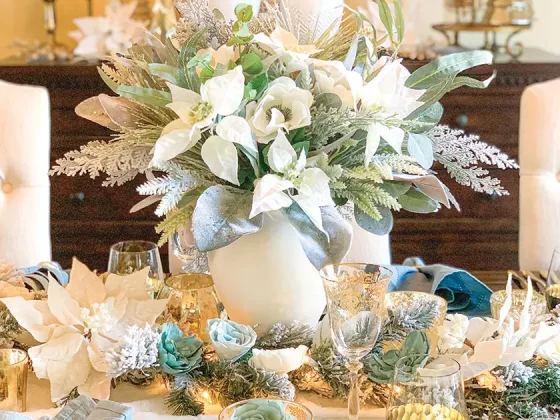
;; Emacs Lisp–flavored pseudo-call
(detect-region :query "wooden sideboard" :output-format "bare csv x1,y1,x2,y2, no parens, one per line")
1,50,560,271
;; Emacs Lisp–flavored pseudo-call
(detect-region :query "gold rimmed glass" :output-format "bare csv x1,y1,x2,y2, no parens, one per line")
320,263,392,420
108,240,165,299
546,248,560,311
0,349,28,412
387,354,467,420
219,399,313,420
490,288,547,322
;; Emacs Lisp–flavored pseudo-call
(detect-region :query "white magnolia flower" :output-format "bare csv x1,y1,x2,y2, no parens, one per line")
152,66,245,164
359,58,425,164
70,0,146,59
250,131,335,231
247,77,314,143
437,314,469,353
249,345,308,374
0,259,168,402
201,116,257,185
313,60,363,109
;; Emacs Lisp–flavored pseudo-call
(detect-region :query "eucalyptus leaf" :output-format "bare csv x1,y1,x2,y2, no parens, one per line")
379,181,411,197
149,63,180,85
235,3,253,22
116,86,172,107
394,0,405,43
242,53,263,75
450,72,496,90
177,187,205,208
355,205,394,236
406,50,493,89
407,133,434,169
245,73,268,101
408,102,444,132
192,186,264,252
393,174,450,208
399,188,439,214
315,93,343,110
377,0,394,45
284,203,352,270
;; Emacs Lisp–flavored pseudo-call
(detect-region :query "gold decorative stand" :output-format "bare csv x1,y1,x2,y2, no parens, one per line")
432,22,530,59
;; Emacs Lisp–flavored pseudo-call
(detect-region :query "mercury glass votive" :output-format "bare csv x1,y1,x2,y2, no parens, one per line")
546,248,560,311
162,274,227,342
219,399,313,420
490,289,547,322
385,292,447,353
0,349,28,412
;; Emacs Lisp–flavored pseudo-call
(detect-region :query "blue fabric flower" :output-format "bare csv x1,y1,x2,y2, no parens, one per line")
208,319,257,362
232,400,288,420
158,324,203,375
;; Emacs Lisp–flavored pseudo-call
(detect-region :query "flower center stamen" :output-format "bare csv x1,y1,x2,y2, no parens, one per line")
266,105,293,123
189,101,213,124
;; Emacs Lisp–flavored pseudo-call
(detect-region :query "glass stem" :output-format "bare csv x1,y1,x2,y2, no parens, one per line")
347,360,363,420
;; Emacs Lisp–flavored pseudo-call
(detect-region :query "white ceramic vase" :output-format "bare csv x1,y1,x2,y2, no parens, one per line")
208,214,326,332
344,217,392,265
209,0,262,20
284,0,344,40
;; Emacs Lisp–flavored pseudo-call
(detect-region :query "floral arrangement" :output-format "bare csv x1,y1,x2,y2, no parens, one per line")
51,0,517,267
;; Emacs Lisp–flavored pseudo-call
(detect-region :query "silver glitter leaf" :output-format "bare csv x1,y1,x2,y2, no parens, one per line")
285,203,352,270
192,185,263,252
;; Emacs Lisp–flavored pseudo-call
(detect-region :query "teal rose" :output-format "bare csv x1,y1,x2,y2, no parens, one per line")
208,319,257,362
158,323,204,375
232,400,288,420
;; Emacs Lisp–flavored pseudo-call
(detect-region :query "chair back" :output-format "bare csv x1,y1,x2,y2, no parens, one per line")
519,78,560,270
0,80,51,267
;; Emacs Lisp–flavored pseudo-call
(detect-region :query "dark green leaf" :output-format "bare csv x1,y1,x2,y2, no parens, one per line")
399,188,439,214
292,141,310,156
379,181,411,197
288,127,306,143
245,73,269,101
284,203,353,270
355,205,394,236
241,53,263,75
116,86,172,106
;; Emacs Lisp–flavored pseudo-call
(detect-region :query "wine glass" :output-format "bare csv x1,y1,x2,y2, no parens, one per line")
320,263,392,420
108,241,164,298
546,248,560,311
171,223,209,274
387,354,468,420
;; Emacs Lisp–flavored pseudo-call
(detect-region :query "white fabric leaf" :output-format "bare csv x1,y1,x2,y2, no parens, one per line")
30,326,85,362
393,174,450,208
298,168,335,207
269,131,297,173
105,267,151,301
46,340,91,402
88,333,113,373
153,127,201,164
120,299,168,327
216,116,257,154
203,66,245,116
66,259,107,308
250,174,293,218
78,369,112,401
165,82,201,104
293,195,325,233
379,125,404,153
47,280,83,327
201,135,240,185
161,118,190,135
407,133,434,169
0,298,57,342
365,123,381,167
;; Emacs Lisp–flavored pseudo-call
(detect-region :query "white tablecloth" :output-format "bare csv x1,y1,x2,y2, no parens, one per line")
23,375,385,419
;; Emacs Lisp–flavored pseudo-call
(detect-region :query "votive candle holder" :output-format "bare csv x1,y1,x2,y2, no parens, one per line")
490,289,547,322
0,349,28,412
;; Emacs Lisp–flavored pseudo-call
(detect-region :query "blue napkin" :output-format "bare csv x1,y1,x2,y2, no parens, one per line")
388,257,492,317
54,395,95,420
86,401,134,420
0,413,33,420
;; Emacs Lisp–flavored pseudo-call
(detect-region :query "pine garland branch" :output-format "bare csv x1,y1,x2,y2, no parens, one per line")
256,322,315,350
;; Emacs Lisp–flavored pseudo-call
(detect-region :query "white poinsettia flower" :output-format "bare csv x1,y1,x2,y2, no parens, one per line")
197,44,238,68
70,0,146,59
313,60,364,110
250,131,335,231
246,77,314,143
201,116,257,186
249,345,308,374
254,26,321,58
359,59,425,164
0,259,167,402
437,314,469,353
152,66,245,164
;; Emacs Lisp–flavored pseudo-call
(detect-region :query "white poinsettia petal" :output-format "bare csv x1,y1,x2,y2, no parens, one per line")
29,346,48,379
379,125,404,153
152,127,201,163
46,340,91,402
78,369,112,401
249,174,293,219
204,66,245,116
298,168,335,207
161,118,190,135
269,131,297,173
105,267,151,300
119,299,168,327
66,259,107,308
166,82,201,105
48,280,83,327
201,135,240,185
365,123,381,166
216,116,257,154
88,333,114,373
293,195,326,234
271,26,300,48
0,298,57,342
30,326,85,362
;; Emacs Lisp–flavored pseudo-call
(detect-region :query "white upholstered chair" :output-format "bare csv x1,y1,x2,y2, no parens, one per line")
0,80,52,267
519,78,560,270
